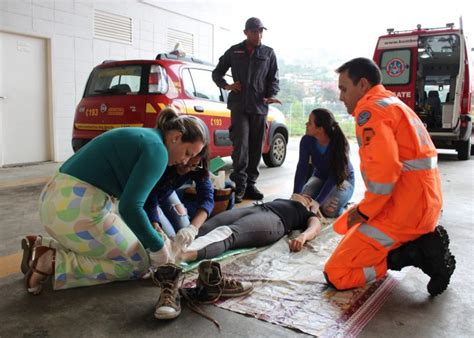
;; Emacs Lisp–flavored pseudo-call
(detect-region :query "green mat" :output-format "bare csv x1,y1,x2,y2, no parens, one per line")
179,247,257,273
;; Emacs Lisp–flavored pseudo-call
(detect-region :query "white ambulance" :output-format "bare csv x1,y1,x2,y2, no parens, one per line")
373,21,473,160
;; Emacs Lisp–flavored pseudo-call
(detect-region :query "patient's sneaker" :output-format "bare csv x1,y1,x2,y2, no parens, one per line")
197,260,253,300
152,263,182,319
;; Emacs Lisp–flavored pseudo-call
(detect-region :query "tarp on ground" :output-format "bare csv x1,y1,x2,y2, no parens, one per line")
183,223,405,337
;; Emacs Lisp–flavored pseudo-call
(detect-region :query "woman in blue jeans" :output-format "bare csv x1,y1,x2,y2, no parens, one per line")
144,153,235,255
294,108,355,218
144,154,214,240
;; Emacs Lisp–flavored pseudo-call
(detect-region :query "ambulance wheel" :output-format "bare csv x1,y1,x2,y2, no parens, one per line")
457,137,471,160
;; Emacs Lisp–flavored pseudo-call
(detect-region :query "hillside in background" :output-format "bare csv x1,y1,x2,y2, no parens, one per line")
278,58,355,137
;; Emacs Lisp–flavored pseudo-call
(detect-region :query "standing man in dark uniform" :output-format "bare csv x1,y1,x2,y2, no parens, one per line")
212,17,281,203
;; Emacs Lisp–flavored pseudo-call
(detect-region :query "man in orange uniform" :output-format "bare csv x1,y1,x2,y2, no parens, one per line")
324,57,455,296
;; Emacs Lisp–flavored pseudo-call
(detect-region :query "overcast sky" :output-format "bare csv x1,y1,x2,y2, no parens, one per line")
216,0,473,65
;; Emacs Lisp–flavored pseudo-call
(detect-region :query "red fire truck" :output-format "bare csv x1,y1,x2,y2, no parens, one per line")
373,21,473,160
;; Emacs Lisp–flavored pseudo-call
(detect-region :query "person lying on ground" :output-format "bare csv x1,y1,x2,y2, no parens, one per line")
177,193,322,263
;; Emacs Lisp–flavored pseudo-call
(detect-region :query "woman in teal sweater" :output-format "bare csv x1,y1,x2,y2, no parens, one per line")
22,108,208,294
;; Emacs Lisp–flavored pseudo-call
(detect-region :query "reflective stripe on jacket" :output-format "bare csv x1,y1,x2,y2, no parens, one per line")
353,85,442,239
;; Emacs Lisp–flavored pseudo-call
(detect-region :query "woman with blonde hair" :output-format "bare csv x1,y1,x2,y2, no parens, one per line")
22,107,208,294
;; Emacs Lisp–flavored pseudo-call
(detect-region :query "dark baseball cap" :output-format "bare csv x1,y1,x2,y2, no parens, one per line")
245,17,267,30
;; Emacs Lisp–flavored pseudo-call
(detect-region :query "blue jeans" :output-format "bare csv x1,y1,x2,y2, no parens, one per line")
158,191,191,238
302,177,354,218
160,180,236,238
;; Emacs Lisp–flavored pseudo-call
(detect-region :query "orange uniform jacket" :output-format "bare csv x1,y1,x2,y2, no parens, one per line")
325,84,442,290
355,85,442,240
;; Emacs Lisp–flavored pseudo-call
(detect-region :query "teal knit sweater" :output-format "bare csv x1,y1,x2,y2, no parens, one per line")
61,127,168,251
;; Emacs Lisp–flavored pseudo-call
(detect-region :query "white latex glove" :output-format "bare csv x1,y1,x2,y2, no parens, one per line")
171,224,198,261
174,224,198,248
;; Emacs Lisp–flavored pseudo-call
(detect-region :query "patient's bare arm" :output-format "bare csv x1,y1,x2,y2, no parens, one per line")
288,216,321,252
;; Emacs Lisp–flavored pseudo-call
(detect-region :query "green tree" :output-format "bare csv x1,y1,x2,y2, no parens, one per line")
286,100,307,136
278,60,355,138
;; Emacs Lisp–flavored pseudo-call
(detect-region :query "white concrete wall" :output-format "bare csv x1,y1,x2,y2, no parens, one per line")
0,0,233,161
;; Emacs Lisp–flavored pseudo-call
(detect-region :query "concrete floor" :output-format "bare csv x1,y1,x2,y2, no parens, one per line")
0,138,473,337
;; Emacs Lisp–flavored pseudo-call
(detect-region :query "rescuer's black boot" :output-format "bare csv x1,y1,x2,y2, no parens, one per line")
387,241,423,271
415,226,456,296
387,226,455,296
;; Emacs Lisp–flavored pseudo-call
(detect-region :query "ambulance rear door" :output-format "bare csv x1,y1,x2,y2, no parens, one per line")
375,35,417,108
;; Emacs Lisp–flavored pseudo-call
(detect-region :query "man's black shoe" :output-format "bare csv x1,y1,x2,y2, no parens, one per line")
244,185,264,200
234,188,245,204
